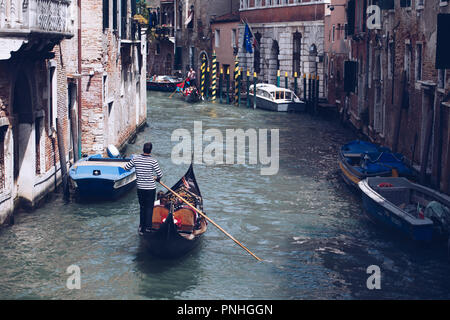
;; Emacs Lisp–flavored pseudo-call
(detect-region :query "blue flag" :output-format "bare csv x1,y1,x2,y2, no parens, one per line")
244,23,253,54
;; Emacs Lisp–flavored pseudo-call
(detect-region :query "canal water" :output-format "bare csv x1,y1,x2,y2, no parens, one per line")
1,92,449,300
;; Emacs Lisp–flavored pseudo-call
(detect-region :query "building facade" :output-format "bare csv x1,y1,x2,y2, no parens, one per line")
323,0,349,108
146,0,176,76
238,0,327,97
174,0,240,77
0,0,148,226
0,0,75,224
338,0,450,194
211,12,240,73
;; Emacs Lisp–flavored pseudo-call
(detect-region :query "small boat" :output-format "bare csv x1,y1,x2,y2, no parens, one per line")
69,145,136,200
359,177,450,242
183,86,201,103
339,140,415,189
147,75,184,92
141,164,207,258
249,83,306,112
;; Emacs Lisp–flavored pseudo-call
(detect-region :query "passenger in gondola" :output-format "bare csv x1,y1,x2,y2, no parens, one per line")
123,142,163,235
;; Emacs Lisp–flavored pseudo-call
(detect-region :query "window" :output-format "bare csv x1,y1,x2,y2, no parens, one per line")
48,62,57,133
231,29,237,48
255,0,262,7
215,29,220,48
415,43,422,81
103,0,109,30
388,41,394,79
346,0,355,36
400,0,411,7
103,75,108,103
121,0,127,38
332,25,335,42
113,0,117,30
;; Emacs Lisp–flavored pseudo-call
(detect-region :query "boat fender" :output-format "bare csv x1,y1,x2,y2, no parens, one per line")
107,145,120,158
377,182,393,188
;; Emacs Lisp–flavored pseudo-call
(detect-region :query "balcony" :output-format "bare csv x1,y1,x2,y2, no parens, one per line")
0,0,73,60
0,0,72,35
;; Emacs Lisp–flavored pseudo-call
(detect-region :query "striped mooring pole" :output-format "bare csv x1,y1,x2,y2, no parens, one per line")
201,54,206,98
234,57,240,105
211,52,217,103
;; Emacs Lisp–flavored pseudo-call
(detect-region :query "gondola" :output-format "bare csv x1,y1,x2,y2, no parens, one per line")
141,164,207,258
183,86,201,103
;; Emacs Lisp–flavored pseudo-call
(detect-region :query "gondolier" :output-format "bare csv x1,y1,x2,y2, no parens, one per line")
187,67,197,87
124,142,163,235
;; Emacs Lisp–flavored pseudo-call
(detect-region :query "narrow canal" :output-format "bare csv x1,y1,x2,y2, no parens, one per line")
1,92,449,299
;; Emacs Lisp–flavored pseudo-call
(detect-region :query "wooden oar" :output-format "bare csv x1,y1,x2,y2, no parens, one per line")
158,180,263,262
169,87,180,98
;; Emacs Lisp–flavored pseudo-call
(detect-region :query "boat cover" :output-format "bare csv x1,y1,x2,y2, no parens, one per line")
424,201,450,235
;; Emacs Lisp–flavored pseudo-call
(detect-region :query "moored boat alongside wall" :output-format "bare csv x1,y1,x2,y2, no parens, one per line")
249,83,306,112
359,177,450,242
339,140,415,190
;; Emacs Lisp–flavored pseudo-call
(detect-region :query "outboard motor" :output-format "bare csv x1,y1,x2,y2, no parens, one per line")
107,145,121,158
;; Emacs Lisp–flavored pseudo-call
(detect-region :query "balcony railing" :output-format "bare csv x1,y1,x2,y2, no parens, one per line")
0,0,71,34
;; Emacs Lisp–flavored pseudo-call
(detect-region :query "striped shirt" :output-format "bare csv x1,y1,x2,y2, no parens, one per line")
124,154,163,190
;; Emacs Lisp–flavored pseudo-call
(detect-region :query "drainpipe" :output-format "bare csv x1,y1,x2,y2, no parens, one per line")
77,0,82,158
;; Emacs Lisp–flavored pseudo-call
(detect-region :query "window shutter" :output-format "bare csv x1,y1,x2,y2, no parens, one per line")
436,14,450,69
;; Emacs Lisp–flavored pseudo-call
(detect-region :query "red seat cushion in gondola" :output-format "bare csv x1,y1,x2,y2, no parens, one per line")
152,205,169,230
173,207,196,233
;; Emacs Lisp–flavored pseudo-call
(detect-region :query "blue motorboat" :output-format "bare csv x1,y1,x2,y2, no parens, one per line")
359,177,450,242
338,140,414,189
69,146,136,200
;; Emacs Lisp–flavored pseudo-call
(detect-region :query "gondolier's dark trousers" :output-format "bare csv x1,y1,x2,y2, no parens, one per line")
137,188,156,230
